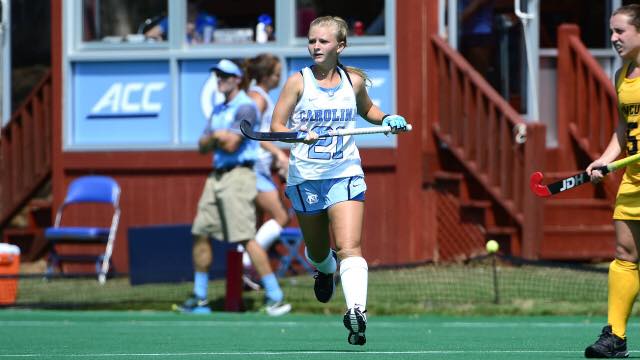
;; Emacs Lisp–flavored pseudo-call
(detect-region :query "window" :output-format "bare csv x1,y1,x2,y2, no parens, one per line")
192,0,275,45
82,0,167,43
295,0,385,37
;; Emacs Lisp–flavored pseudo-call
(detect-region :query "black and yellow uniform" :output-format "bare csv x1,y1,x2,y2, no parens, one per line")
614,60,640,219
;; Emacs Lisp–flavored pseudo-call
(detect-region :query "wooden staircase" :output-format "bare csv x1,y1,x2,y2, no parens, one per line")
0,71,53,261
427,23,617,261
537,170,615,261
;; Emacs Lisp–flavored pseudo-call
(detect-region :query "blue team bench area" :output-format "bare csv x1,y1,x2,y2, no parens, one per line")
127,224,237,285
127,224,312,285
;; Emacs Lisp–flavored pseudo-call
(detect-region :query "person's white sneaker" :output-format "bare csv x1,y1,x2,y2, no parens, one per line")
264,300,292,316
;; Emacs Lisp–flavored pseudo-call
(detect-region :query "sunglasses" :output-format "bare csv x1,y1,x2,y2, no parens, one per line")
214,71,237,79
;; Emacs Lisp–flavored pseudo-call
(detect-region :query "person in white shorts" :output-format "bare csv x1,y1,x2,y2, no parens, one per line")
270,16,407,345
237,54,291,285
175,59,290,317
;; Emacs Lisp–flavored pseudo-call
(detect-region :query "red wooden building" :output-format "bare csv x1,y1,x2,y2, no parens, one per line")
0,0,622,274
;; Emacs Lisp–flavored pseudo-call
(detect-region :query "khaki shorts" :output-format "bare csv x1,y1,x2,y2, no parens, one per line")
192,166,257,242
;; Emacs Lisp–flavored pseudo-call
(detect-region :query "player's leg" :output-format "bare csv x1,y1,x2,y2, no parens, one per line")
181,234,213,312
296,210,337,302
242,170,289,268
175,175,219,314
242,187,290,268
243,238,291,315
256,188,290,245
285,180,337,302
226,167,290,316
328,199,368,346
585,220,639,358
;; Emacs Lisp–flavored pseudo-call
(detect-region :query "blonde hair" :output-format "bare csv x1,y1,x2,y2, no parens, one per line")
309,16,371,86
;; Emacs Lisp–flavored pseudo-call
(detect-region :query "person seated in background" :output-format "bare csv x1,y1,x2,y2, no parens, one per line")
142,1,216,43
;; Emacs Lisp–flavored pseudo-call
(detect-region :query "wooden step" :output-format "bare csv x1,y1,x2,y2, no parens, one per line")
460,200,493,226
26,198,52,228
539,225,615,261
544,198,613,226
434,171,467,199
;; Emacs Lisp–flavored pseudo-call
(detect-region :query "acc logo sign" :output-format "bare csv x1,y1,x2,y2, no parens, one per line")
89,82,166,118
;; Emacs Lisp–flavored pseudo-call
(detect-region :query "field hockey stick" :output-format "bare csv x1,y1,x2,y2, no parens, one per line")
240,120,413,141
529,152,640,197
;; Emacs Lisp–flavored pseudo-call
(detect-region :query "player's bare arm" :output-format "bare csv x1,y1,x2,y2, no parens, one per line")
271,73,303,133
271,73,303,132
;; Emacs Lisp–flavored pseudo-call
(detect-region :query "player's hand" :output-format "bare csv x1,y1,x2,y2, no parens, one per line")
298,124,319,145
382,115,408,134
586,159,607,184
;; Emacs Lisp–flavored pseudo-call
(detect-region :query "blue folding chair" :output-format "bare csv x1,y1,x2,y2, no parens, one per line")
276,227,314,277
45,175,121,284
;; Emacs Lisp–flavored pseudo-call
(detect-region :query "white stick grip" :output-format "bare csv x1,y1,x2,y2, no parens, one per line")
328,124,413,137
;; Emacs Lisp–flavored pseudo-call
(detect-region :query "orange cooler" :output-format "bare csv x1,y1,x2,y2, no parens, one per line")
0,243,20,305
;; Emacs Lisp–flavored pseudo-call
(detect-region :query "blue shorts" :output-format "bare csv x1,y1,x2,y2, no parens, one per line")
285,176,366,214
256,169,276,193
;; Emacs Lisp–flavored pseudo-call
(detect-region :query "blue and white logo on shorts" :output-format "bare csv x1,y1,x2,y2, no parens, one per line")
306,192,319,204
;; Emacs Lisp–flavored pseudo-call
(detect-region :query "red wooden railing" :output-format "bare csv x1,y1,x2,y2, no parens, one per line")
557,24,619,199
0,71,53,230
429,35,546,259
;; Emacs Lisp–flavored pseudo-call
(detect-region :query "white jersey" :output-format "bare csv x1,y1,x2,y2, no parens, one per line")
250,85,275,175
287,66,363,186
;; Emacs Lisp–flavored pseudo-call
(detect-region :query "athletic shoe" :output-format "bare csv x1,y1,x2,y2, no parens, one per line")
242,274,262,291
172,294,211,314
263,300,292,316
585,325,629,358
313,250,337,303
343,307,367,346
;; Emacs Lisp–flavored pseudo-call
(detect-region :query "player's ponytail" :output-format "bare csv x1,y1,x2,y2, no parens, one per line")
240,53,280,90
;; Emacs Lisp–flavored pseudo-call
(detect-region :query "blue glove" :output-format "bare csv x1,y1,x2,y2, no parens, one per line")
382,115,407,133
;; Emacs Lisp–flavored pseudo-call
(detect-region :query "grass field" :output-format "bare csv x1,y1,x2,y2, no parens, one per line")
0,310,628,359
11,257,616,316
3,258,636,359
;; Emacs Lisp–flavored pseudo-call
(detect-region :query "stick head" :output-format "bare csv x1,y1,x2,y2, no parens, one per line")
529,172,551,197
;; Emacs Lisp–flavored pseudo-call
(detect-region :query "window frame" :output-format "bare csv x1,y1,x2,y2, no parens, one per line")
62,0,397,150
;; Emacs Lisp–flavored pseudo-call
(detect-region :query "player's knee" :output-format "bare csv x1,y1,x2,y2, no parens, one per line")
336,248,362,260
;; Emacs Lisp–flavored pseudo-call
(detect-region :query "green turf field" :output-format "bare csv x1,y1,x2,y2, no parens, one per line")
0,310,628,359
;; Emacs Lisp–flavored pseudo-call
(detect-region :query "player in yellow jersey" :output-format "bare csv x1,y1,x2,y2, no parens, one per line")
585,4,640,358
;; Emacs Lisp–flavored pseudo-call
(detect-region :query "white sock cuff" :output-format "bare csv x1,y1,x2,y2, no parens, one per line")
305,248,337,274
339,256,368,276
255,219,283,249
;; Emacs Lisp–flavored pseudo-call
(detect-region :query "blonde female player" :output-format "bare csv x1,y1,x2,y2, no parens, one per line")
585,4,640,358
270,16,407,346
239,54,291,275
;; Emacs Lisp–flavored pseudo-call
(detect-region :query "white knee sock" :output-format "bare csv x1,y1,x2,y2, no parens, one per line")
340,256,368,311
305,247,337,274
256,219,283,249
241,220,283,268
